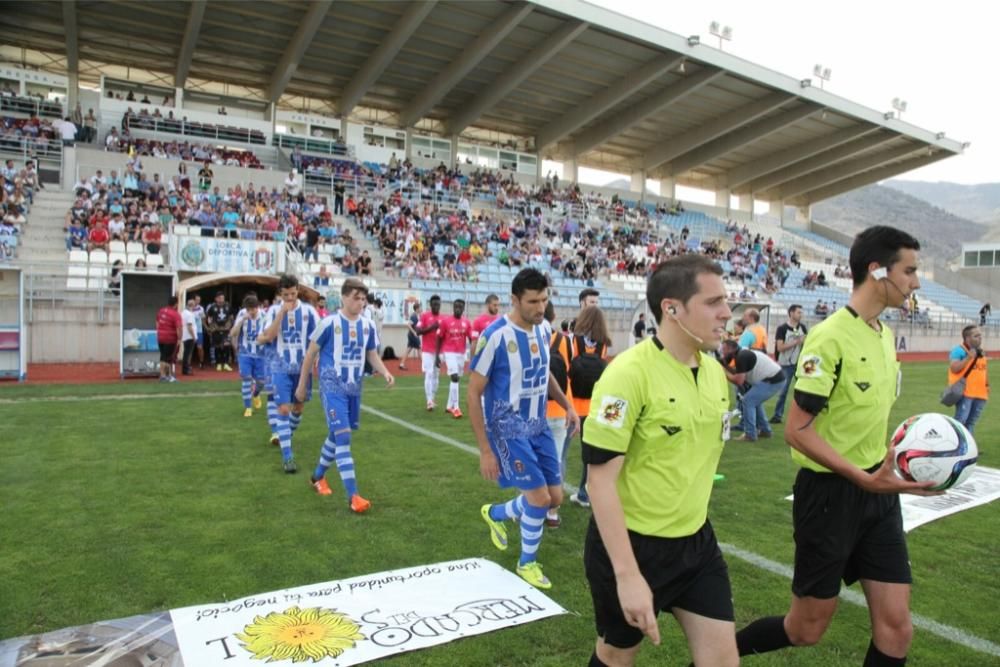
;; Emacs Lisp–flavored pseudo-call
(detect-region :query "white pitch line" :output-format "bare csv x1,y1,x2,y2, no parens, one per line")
362,404,1000,659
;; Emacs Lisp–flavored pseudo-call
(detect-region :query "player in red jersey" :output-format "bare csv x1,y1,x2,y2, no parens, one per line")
436,299,474,417
415,294,445,410
471,294,501,343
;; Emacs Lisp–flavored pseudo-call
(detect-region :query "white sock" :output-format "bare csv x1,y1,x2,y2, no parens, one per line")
424,372,435,403
449,381,460,410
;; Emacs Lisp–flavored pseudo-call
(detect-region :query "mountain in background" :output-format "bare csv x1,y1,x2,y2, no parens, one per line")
886,180,1000,225
812,184,989,262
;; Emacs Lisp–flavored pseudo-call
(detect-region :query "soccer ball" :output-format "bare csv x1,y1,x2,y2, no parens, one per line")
890,413,978,491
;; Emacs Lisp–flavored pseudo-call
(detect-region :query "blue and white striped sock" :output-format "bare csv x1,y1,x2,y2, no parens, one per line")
489,495,525,522
518,502,548,566
313,437,336,480
334,441,357,499
290,412,302,434
241,379,253,408
276,414,292,462
267,395,278,435
252,380,264,397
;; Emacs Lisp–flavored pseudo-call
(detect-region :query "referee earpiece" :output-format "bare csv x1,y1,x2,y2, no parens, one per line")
668,306,677,315
872,266,888,281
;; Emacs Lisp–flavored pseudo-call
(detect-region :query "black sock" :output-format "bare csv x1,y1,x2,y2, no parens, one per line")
588,651,609,667
736,615,793,656
863,640,906,666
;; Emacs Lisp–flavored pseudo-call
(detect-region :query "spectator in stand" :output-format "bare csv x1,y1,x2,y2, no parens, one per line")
58,116,76,146
356,250,372,276
197,161,213,192
87,220,110,251
334,180,345,215
108,260,124,295
83,109,97,143
980,303,991,326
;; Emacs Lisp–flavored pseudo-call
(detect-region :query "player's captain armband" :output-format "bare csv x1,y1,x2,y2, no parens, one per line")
596,396,628,428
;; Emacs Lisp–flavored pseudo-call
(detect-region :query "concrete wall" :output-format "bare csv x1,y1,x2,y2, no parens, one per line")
932,264,1000,306
28,302,120,363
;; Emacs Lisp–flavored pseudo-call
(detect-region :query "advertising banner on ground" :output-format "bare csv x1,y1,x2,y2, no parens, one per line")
0,558,566,666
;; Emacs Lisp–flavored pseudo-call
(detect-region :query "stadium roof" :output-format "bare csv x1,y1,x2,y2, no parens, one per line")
0,0,966,205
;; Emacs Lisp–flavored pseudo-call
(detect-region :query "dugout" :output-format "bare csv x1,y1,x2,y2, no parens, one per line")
121,271,178,378
177,273,322,312
0,266,27,381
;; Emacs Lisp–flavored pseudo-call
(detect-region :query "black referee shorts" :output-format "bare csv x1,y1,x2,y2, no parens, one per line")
584,518,734,649
792,465,911,599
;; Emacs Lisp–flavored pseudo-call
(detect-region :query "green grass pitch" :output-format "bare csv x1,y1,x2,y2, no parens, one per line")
0,361,996,665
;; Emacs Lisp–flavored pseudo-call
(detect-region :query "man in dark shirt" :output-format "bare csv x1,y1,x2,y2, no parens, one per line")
205,291,234,371
770,305,808,424
334,181,345,215
632,313,646,345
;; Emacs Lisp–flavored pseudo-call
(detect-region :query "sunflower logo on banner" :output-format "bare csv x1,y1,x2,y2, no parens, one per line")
235,606,365,663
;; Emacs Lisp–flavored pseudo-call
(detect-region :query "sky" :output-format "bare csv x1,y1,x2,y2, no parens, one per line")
577,0,995,187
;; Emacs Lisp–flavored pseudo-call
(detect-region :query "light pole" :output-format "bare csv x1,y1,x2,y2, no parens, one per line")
813,64,832,90
891,97,908,119
709,21,733,50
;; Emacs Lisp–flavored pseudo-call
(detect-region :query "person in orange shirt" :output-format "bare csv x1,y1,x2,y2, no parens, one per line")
948,325,989,434
739,308,768,351
568,305,612,509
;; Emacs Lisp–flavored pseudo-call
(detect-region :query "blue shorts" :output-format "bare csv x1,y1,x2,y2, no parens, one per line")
272,371,312,407
322,392,362,433
489,429,560,490
197,332,204,346
239,355,267,381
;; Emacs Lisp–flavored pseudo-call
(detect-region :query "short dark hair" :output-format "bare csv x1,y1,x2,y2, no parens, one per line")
849,226,920,288
168,296,178,307
243,294,259,309
789,304,802,315
485,294,499,304
278,274,299,290
429,294,441,303
579,288,600,304
646,255,723,323
544,301,555,323
962,325,979,340
512,268,548,297
454,298,465,306
215,290,225,298
341,277,368,297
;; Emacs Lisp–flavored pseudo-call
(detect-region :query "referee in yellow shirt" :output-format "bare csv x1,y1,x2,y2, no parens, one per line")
735,226,937,666
583,255,738,667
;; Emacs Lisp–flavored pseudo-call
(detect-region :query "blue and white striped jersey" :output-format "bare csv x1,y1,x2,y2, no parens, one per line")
234,310,265,357
471,315,551,437
310,311,379,396
264,301,320,375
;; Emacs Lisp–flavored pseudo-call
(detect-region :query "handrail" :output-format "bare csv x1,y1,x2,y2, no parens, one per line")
116,113,267,145
275,133,353,159
0,135,63,163
0,94,64,118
